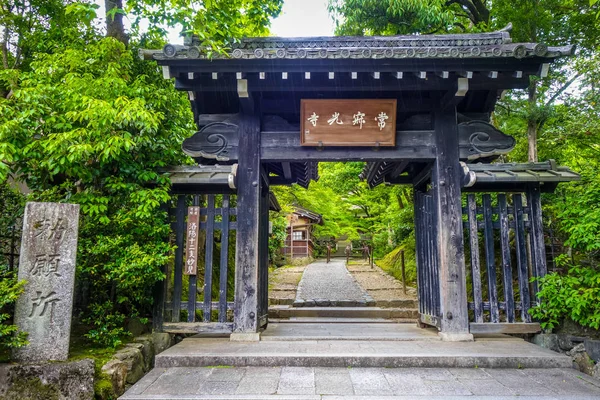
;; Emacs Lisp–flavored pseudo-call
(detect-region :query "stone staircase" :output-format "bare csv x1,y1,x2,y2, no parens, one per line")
269,305,418,320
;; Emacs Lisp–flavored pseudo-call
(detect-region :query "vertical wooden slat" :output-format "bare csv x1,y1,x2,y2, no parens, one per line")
218,195,230,323
467,194,484,323
172,195,186,323
203,195,216,322
482,194,499,323
187,195,200,323
498,194,515,323
513,194,531,322
427,194,440,316
153,202,170,331
414,191,425,316
424,194,432,316
527,184,547,299
258,184,270,324
425,195,432,316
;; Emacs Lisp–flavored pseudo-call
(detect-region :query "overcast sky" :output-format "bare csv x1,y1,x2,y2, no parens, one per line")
96,0,335,43
270,0,335,37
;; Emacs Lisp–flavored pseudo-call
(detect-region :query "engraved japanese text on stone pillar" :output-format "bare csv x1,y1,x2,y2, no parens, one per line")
13,202,80,362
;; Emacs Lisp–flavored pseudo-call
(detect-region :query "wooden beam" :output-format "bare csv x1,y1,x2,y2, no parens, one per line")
412,162,433,188
175,74,530,93
469,322,541,334
162,322,233,334
389,160,410,179
282,162,292,180
233,112,262,333
441,78,469,110
261,130,436,162
166,58,546,76
432,106,471,339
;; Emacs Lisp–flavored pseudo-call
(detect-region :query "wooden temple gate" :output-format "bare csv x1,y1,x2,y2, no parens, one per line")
145,26,579,340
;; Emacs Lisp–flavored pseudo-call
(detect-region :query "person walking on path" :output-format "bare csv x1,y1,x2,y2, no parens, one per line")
326,243,332,263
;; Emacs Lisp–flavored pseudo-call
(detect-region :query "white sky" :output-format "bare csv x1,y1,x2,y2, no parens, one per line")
270,0,335,37
96,0,335,44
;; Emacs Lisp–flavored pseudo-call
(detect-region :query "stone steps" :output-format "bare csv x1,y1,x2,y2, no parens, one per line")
152,336,573,370
269,298,418,308
270,317,416,324
269,305,419,320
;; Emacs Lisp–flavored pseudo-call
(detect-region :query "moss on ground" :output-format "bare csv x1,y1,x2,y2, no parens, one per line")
1,377,61,400
376,246,417,285
69,330,122,400
93,374,116,400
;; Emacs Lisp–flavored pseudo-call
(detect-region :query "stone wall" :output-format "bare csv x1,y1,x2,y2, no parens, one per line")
531,334,600,379
98,332,173,398
0,359,95,400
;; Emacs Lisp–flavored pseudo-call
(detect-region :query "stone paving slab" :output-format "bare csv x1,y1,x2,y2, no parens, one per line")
154,336,571,369
120,367,600,399
261,323,440,341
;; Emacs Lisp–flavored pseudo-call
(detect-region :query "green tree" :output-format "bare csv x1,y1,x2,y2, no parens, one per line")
0,0,284,346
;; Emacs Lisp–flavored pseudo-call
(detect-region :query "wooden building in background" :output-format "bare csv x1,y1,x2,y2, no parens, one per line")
282,207,323,259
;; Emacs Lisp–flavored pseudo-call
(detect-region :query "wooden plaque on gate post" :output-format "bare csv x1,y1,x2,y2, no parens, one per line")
301,99,397,147
184,206,200,275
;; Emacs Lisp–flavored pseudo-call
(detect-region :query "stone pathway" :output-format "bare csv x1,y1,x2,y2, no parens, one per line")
120,366,600,399
295,259,374,306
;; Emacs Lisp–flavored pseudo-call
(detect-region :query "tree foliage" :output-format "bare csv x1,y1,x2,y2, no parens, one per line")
0,0,282,347
0,183,27,352
127,0,283,52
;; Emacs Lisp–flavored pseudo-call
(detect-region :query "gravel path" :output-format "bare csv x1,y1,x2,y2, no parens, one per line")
296,259,371,302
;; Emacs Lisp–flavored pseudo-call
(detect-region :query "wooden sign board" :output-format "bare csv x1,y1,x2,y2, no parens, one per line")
301,99,397,147
184,206,200,275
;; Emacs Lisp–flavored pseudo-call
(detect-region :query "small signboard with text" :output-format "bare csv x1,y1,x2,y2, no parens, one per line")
184,206,200,275
300,99,397,147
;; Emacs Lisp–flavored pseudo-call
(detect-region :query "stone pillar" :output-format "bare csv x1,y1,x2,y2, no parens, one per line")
13,202,80,362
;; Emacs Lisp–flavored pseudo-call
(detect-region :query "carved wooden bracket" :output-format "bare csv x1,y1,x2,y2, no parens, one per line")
182,121,239,162
458,121,516,160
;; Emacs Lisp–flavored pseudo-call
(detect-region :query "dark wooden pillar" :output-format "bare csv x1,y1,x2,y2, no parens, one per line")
257,180,270,328
527,183,547,298
233,113,263,336
432,106,472,340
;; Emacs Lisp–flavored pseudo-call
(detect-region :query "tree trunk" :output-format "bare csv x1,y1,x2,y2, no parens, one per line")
105,0,129,45
527,82,538,162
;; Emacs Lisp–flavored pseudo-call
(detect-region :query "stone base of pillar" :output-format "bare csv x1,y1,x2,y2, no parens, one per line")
438,332,474,342
230,332,261,342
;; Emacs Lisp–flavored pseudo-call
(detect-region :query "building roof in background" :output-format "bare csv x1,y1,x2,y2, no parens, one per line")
292,206,323,225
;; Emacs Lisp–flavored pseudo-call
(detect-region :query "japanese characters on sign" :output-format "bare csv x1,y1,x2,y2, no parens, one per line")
184,206,200,275
13,202,79,362
300,99,397,147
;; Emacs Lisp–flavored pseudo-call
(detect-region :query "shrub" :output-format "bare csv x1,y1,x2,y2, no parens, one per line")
530,260,600,331
0,268,28,351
